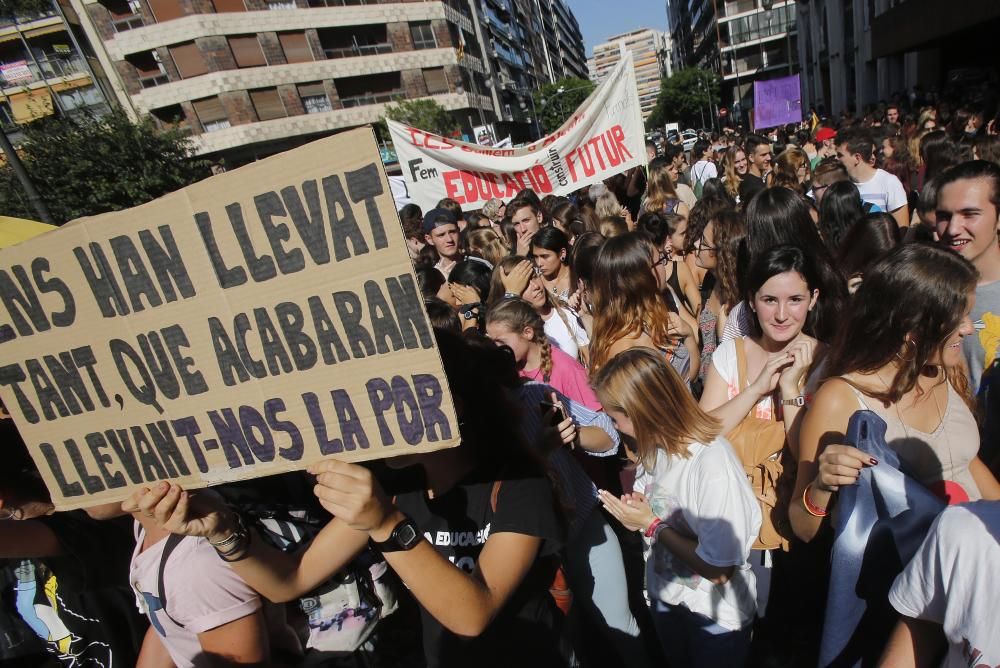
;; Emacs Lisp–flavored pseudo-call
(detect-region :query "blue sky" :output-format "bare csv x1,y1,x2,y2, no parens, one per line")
569,1,668,53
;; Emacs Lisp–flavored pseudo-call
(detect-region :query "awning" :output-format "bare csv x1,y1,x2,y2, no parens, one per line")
0,216,56,248
9,89,54,123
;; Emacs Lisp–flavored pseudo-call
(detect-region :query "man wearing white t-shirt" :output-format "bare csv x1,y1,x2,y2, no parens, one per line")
881,502,1000,667
691,139,718,192
836,127,909,228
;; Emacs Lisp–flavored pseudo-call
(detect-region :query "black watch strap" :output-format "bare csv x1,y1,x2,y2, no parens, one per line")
369,517,421,552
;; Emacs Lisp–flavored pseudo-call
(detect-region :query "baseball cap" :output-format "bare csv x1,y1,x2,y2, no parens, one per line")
422,207,458,234
815,127,837,142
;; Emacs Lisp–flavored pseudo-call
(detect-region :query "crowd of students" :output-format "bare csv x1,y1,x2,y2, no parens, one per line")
2,95,999,668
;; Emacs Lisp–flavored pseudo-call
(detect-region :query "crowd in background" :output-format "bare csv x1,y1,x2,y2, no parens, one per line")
2,88,1000,668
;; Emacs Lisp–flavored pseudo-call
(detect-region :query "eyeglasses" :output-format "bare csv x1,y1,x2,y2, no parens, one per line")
696,237,717,252
654,252,670,267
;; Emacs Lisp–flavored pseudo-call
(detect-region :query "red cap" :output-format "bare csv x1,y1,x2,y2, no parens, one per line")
815,127,837,142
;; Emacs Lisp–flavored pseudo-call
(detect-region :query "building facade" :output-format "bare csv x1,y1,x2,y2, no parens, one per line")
668,0,798,125
67,0,585,164
590,28,668,120
0,1,116,144
796,0,1000,117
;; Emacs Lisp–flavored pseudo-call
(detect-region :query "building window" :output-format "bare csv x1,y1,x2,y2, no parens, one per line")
229,35,266,67
267,0,296,9
278,32,313,63
423,67,449,95
169,42,209,78
298,82,331,113
212,0,245,11
410,21,437,50
250,87,287,121
129,50,169,87
193,96,230,132
106,0,144,31
147,0,183,22
58,85,106,111
151,104,191,133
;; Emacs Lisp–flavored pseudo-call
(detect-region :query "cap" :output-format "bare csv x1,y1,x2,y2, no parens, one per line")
815,127,837,142
481,198,503,220
422,207,458,234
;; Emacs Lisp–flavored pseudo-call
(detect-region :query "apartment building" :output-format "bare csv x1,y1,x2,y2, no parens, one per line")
0,1,115,144
590,28,668,120
797,0,1000,116
67,0,586,164
668,0,798,124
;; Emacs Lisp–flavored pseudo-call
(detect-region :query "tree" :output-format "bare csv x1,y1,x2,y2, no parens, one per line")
0,109,211,224
382,98,459,136
647,68,720,130
533,78,594,134
0,0,56,18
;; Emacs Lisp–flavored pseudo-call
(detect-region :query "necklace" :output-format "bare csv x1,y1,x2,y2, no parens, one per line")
874,369,955,482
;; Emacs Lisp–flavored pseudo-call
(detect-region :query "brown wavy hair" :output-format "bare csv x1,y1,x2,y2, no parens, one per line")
589,232,678,374
594,348,721,468
825,243,977,407
711,208,746,310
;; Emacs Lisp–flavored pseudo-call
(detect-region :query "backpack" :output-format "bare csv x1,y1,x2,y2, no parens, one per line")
156,484,398,653
724,338,795,551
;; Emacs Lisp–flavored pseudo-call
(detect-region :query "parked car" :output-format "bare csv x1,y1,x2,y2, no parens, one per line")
680,129,698,152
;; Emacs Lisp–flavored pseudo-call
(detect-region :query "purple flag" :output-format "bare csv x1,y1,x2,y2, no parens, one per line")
753,74,802,130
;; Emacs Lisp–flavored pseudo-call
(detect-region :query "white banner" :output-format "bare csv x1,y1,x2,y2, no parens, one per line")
388,52,646,212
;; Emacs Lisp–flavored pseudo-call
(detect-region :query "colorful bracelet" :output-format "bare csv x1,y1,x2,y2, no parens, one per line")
802,483,829,517
644,518,663,538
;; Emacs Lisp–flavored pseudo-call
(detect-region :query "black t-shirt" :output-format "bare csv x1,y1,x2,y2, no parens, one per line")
394,467,567,668
0,513,146,667
739,172,766,203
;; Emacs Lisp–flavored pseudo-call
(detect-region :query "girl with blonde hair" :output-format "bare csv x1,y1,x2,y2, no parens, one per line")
720,146,748,202
465,226,509,267
594,348,761,667
768,146,811,195
641,161,691,218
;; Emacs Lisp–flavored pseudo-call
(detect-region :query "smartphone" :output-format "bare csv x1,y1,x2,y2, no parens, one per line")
539,400,566,426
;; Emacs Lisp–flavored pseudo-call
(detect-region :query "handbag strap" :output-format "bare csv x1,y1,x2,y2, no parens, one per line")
735,337,750,393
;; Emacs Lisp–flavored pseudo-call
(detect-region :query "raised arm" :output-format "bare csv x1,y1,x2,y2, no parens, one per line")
699,350,791,434
309,460,545,637
125,482,368,603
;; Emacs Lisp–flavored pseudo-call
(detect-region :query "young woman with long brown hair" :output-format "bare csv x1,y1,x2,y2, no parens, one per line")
792,243,1000,547
692,207,745,379
720,146,749,203
588,233,698,382
594,348,761,667
640,159,691,218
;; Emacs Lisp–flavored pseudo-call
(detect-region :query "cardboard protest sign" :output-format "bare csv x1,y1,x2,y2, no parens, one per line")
389,51,646,212
0,127,460,510
753,74,803,130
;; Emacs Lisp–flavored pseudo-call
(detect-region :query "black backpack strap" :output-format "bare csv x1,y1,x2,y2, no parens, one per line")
157,534,186,628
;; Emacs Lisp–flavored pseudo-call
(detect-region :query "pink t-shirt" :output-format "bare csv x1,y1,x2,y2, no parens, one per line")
521,345,601,411
130,524,262,668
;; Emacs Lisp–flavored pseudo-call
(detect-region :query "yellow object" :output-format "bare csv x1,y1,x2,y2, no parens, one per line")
0,215,56,248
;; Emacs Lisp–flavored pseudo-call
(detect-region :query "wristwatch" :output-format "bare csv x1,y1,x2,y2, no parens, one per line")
369,517,422,552
461,303,481,321
780,395,807,407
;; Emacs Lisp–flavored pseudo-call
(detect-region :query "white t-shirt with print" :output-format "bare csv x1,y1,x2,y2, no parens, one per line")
543,307,589,360
692,160,718,189
633,437,762,630
889,502,1000,668
853,168,907,213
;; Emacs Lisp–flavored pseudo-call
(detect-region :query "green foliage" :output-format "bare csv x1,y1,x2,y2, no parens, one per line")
0,109,211,224
0,0,56,18
648,68,720,130
533,78,595,133
382,98,459,137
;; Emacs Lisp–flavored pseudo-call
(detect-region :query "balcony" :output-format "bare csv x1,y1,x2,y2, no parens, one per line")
0,55,88,89
0,10,57,29
339,90,402,107
323,43,391,58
